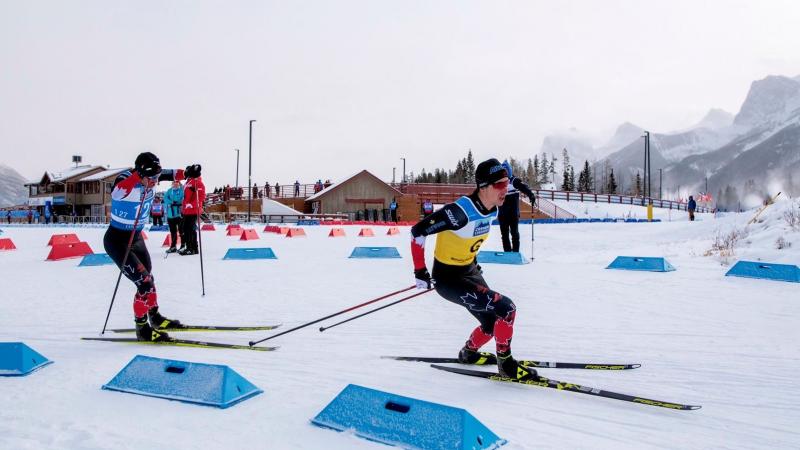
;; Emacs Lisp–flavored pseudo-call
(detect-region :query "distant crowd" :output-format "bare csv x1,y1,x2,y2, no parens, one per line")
208,179,332,201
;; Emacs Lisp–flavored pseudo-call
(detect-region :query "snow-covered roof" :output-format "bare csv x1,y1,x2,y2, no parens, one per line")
261,198,302,215
305,170,401,201
46,165,101,182
79,168,130,182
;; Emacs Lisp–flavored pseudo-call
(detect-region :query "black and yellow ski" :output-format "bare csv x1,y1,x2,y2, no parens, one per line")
82,336,277,351
383,355,640,370
108,323,281,333
430,364,700,410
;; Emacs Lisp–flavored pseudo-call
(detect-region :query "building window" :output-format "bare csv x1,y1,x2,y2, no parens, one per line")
29,186,38,196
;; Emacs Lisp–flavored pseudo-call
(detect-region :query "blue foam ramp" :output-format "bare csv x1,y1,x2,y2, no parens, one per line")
149,225,169,231
349,247,401,259
312,384,505,450
725,260,800,283
79,253,114,267
476,251,529,265
223,247,277,260
102,355,262,408
606,256,675,272
0,342,53,376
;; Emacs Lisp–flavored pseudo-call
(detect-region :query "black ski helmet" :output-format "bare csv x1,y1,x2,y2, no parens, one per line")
134,152,162,178
475,158,508,188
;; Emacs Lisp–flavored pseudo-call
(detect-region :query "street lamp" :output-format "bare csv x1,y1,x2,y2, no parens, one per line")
644,131,649,197
234,148,240,188
247,120,256,223
401,158,406,184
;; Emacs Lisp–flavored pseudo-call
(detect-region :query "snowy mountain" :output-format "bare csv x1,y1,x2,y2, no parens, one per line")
0,164,29,207
596,122,644,159
733,75,800,129
539,128,597,165
597,74,800,199
690,108,734,131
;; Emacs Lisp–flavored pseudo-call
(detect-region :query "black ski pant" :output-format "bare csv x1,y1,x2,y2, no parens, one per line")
103,226,158,318
432,261,517,353
499,215,520,252
182,214,198,252
167,217,183,248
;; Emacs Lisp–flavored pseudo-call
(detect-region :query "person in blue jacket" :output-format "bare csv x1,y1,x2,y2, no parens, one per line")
497,160,536,252
163,180,185,253
688,195,697,221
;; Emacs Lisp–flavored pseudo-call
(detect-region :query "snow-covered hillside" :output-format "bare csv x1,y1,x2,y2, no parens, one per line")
1,198,798,449
0,164,28,207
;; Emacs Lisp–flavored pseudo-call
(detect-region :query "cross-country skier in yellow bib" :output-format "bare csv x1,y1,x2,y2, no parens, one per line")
410,158,538,381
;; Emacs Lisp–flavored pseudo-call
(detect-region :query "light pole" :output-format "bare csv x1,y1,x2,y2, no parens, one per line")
392,167,396,184
247,120,256,223
234,148,240,188
401,158,406,184
642,131,651,198
659,168,663,199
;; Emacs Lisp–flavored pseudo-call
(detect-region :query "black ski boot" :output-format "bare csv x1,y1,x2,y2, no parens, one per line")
148,307,183,330
458,346,497,365
135,316,172,342
165,246,178,254
497,351,538,381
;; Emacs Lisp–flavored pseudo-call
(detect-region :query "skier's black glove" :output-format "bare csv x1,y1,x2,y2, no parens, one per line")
414,268,434,290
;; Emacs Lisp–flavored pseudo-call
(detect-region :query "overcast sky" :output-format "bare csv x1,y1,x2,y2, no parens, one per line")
2,0,800,188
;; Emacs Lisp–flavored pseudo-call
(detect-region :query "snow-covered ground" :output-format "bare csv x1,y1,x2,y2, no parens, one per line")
1,198,799,450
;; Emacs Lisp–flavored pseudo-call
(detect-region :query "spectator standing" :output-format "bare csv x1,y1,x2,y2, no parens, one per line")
164,180,185,253
390,198,398,222
180,165,206,255
27,209,33,224
294,180,300,197
151,197,164,226
6,210,11,224
497,160,536,252
264,181,271,198
275,182,281,197
422,199,434,216
688,195,697,221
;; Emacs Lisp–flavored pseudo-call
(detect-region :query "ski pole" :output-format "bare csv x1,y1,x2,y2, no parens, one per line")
530,197,535,261
248,285,415,346
319,288,433,332
196,195,205,296
101,185,150,335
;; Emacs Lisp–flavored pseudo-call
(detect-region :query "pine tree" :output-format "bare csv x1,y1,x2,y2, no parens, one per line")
568,166,576,191
550,153,558,184
526,158,535,187
465,150,475,184
540,154,549,184
607,169,617,194
455,160,465,184
561,168,570,191
578,160,592,192
533,155,540,187
634,172,642,196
